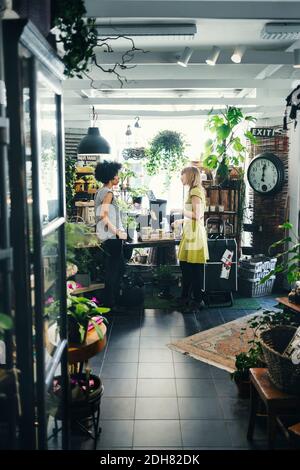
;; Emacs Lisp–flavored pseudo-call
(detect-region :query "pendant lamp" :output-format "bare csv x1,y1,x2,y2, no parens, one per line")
77,107,111,155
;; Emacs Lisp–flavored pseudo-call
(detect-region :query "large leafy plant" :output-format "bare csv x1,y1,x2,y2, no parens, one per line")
261,221,300,284
146,130,188,178
203,106,257,180
0,313,13,341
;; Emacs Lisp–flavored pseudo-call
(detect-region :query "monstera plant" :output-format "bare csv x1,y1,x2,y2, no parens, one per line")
203,106,257,183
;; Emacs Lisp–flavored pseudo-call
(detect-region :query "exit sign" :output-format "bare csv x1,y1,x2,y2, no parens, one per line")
250,128,284,138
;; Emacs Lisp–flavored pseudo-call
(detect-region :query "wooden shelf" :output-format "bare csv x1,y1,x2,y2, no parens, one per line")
72,282,105,295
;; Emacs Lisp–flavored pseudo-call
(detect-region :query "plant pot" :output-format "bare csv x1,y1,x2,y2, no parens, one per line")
132,196,142,205
234,376,251,399
67,316,88,345
75,273,91,287
137,255,148,264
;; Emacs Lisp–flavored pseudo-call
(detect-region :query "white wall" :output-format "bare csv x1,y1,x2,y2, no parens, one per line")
288,125,300,234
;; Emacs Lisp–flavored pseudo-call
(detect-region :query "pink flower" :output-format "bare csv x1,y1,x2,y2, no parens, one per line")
76,282,82,289
45,296,54,305
67,283,74,290
91,296,99,304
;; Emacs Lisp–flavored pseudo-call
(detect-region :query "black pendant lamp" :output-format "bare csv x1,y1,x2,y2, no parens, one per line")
78,106,111,155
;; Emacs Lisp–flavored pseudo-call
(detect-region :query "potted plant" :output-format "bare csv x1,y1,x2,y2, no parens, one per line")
118,163,136,190
231,346,263,398
129,186,149,205
134,248,149,264
51,284,110,345
260,221,300,286
153,266,176,299
145,130,188,182
232,307,297,397
202,106,257,185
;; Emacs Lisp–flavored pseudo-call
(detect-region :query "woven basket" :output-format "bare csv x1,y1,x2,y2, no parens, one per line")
260,326,300,395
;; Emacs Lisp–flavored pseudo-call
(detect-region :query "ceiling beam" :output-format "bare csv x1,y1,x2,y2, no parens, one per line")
63,78,294,91
95,50,295,66
256,39,300,79
62,106,284,119
62,97,285,106
85,1,300,20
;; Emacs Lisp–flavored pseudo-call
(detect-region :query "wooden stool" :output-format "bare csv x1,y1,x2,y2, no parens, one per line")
247,368,300,449
288,422,300,447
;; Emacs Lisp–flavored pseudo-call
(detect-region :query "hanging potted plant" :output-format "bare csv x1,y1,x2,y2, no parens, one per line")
145,130,188,183
202,106,257,186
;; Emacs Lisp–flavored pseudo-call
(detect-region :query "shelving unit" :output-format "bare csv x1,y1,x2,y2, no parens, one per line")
203,181,241,239
73,167,99,224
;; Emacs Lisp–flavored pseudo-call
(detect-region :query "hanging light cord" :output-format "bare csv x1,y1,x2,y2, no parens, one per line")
91,106,98,127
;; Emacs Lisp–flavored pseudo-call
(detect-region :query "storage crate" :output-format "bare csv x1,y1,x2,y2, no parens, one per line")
238,275,275,297
238,267,270,281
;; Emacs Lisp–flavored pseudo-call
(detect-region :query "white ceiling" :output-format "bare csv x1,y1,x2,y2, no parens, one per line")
63,0,300,125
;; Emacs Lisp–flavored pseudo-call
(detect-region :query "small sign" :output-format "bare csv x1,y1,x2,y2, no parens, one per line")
77,153,98,164
250,128,284,138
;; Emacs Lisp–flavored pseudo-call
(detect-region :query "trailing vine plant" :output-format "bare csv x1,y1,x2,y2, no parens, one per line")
145,130,188,179
53,0,148,86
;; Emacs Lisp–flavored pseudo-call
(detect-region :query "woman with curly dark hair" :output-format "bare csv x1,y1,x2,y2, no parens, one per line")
95,160,127,309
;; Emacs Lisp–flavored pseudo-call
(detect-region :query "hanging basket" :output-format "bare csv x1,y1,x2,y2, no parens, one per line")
260,326,300,394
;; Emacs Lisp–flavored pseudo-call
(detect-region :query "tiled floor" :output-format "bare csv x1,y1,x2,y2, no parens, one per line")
50,294,291,450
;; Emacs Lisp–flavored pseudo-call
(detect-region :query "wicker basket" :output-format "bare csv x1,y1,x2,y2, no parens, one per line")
260,326,300,395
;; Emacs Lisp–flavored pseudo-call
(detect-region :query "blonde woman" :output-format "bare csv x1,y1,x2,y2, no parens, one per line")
172,166,209,309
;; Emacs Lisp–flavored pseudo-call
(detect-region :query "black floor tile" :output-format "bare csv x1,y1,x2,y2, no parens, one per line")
178,397,223,419
97,420,134,448
226,418,268,449
139,348,173,363
138,363,175,379
174,362,211,379
108,336,140,349
219,397,250,420
210,366,231,379
133,420,182,447
139,336,171,349
135,397,179,419
101,363,138,379
214,378,239,398
181,420,232,447
105,348,139,363
101,398,136,420
176,379,216,397
102,378,137,397
137,378,177,397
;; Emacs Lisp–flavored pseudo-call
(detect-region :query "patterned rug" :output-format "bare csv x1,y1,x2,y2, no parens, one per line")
168,311,263,373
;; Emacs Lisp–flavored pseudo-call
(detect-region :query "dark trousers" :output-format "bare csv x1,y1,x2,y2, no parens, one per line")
180,261,204,302
103,239,125,308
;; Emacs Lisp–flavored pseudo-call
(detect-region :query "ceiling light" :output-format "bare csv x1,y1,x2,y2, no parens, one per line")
206,46,220,66
96,23,197,38
293,49,300,68
134,117,141,128
125,125,132,136
177,47,193,67
231,46,246,64
261,22,300,40
78,107,111,155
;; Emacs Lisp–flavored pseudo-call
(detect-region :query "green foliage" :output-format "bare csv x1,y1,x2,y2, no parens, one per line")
128,186,149,198
153,265,176,282
145,130,188,178
119,163,137,189
0,313,13,340
203,106,257,179
231,346,262,381
65,155,76,217
67,295,109,342
65,222,100,265
260,221,300,284
53,0,98,78
232,308,296,380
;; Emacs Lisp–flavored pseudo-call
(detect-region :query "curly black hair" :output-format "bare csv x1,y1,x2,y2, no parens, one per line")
95,160,122,184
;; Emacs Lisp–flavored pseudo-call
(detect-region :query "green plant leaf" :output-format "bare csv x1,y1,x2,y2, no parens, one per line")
216,124,231,140
0,313,13,331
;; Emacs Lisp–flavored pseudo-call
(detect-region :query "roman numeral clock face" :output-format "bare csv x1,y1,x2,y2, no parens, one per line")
247,153,284,195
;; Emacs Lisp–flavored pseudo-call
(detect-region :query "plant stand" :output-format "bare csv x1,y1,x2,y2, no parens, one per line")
51,373,104,449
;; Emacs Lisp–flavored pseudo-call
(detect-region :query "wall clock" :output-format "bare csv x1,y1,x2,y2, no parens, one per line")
247,152,285,195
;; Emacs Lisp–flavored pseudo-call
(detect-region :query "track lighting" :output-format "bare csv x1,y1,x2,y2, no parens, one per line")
293,49,300,68
177,47,193,67
206,46,220,66
231,46,246,64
